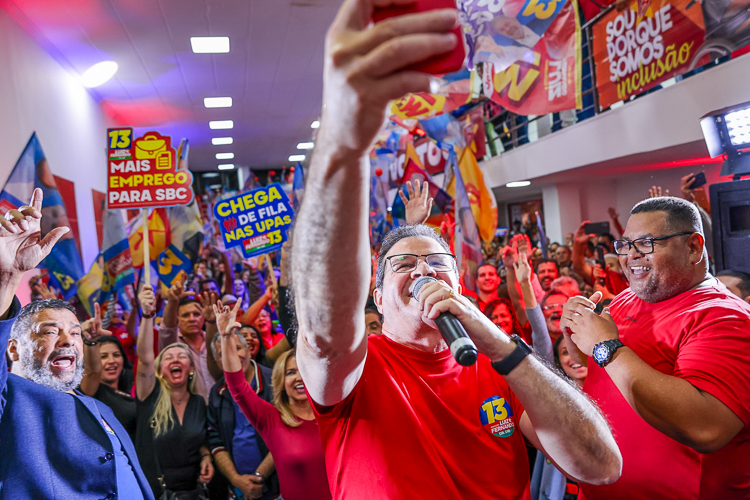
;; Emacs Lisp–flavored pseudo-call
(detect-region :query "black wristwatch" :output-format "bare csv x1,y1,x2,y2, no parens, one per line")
491,335,532,375
83,338,100,347
592,339,625,368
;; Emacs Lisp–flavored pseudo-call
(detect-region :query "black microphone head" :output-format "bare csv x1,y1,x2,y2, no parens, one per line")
411,276,438,302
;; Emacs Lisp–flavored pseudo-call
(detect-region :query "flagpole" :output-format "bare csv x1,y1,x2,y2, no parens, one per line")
142,208,151,287
265,253,276,289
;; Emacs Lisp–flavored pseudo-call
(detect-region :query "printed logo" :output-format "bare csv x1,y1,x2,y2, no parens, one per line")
479,396,516,438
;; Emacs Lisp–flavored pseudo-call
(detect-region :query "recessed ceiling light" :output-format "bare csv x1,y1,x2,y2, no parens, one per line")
190,37,230,53
216,152,234,160
218,164,235,170
297,142,314,150
204,97,232,108
212,137,233,145
209,120,234,130
202,172,220,178
289,155,306,162
506,181,531,188
310,120,320,129
81,61,118,88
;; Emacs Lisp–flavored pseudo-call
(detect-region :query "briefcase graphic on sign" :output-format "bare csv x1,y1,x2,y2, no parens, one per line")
134,132,173,170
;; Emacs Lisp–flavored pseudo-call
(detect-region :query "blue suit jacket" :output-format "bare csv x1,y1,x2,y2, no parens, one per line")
0,297,154,500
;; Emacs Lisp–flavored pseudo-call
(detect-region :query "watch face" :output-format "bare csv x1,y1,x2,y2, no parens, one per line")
593,344,609,365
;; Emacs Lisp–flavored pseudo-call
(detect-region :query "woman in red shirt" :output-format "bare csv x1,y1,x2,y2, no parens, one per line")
215,301,331,500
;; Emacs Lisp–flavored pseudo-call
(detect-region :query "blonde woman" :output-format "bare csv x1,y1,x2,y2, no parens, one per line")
135,285,214,499
215,301,330,500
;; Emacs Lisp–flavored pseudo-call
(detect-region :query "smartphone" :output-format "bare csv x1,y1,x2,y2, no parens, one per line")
584,221,611,235
688,172,707,189
372,0,465,75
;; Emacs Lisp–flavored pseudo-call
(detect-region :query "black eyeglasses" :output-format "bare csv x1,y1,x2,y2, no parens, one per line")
386,253,457,274
613,232,694,255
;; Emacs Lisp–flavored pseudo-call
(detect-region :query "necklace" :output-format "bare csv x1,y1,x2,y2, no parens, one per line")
171,392,188,406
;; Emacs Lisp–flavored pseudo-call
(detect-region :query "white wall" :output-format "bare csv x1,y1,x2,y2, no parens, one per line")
0,9,113,270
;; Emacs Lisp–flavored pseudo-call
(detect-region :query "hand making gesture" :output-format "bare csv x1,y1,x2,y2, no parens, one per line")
400,180,434,225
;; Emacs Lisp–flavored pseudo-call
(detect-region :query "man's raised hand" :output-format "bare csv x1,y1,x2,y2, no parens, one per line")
198,291,219,323
138,285,157,317
0,188,68,277
400,180,434,225
320,0,459,157
166,278,194,303
82,302,112,344
213,300,242,338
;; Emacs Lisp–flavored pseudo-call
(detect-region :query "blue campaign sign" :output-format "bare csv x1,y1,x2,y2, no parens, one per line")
213,183,294,258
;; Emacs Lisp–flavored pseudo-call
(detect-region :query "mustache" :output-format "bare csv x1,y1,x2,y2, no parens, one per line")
46,347,82,366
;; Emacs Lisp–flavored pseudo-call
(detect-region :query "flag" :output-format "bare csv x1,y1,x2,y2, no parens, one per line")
0,133,84,299
167,139,204,264
101,209,135,302
369,160,393,246
390,156,453,227
157,244,192,287
453,160,483,293
76,256,104,317
292,162,305,209
446,148,498,243
127,208,171,269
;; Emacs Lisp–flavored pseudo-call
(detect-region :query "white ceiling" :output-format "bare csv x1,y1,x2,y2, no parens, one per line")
3,0,341,171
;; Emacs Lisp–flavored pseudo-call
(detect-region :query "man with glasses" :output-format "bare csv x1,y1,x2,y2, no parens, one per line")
562,196,750,499
291,0,622,497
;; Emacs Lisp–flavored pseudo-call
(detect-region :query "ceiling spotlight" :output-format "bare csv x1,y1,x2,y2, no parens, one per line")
81,61,118,88
216,152,234,160
204,97,232,108
218,164,235,170
506,181,531,188
310,120,320,129
289,155,306,162
209,120,234,130
297,142,314,150
190,37,230,53
212,137,233,145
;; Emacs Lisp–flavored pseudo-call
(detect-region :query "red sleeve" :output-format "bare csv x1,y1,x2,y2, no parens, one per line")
225,369,279,432
674,306,750,424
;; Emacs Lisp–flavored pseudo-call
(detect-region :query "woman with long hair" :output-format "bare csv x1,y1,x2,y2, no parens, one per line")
80,303,137,439
135,285,214,499
215,301,331,500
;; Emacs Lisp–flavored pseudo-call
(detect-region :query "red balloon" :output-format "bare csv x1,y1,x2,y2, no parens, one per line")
290,166,296,173
269,170,275,176
375,168,383,177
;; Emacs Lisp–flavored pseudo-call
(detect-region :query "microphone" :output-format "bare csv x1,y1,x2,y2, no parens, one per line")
411,276,478,366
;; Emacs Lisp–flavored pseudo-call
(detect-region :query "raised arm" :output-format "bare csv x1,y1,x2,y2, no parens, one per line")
240,286,272,326
198,291,222,381
135,285,158,401
514,251,554,361
571,221,595,286
159,279,194,349
292,0,460,406
80,303,113,396
400,180,434,225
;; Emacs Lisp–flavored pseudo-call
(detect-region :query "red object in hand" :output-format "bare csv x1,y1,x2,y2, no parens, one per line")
290,166,296,173
375,168,383,177
269,170,275,176
372,0,465,75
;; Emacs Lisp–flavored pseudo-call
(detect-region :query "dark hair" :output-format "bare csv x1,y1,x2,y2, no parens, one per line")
483,298,522,336
375,224,451,289
98,335,135,393
717,270,750,297
239,324,270,367
535,258,560,274
199,278,220,290
365,306,382,322
630,196,703,234
552,335,566,375
10,299,78,341
178,296,200,309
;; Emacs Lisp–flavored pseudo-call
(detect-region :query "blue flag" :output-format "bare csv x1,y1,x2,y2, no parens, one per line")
292,162,305,209
1,133,84,298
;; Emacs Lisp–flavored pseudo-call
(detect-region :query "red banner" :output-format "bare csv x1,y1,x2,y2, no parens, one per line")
107,128,195,209
483,0,582,116
592,0,706,110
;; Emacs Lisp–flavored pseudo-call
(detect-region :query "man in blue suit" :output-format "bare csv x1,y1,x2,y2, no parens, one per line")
0,188,154,500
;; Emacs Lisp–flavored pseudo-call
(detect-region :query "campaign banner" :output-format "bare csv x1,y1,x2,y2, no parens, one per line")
482,0,582,115
458,0,568,70
592,0,706,110
107,128,195,209
213,183,294,258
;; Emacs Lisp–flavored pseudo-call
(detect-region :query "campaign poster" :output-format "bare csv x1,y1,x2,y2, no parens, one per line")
213,183,294,258
107,128,195,209
482,0,582,115
592,0,706,110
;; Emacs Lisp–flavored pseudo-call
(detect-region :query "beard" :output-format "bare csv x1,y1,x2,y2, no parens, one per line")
18,340,84,392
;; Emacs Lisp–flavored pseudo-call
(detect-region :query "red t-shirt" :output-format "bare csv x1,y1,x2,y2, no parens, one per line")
580,281,750,500
311,334,530,500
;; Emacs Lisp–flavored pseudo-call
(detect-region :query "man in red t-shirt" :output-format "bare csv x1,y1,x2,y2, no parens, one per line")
290,1,623,498
562,196,750,499
462,263,500,311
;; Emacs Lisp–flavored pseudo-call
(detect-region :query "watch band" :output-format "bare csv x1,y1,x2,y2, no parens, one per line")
492,335,532,375
594,339,625,367
141,309,156,319
83,339,100,347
